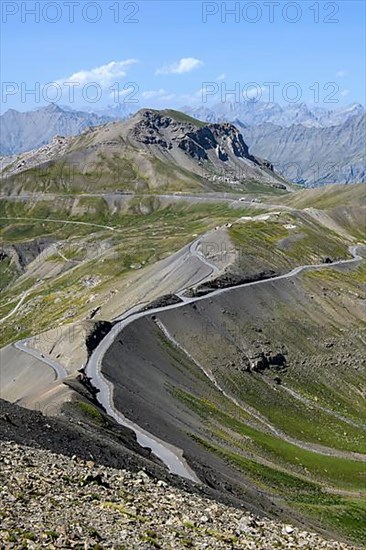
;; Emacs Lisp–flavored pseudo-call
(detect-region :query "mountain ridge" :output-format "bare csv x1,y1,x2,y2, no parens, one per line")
237,113,366,186
0,104,113,156
2,102,364,187
183,101,365,128
183,103,366,186
1,108,289,194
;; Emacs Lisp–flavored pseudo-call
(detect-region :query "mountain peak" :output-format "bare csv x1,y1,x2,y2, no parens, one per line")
43,103,64,114
2,105,287,190
2,107,22,116
0,104,111,155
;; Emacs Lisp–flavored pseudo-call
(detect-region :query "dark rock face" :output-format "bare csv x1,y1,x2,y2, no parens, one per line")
131,112,170,147
269,353,287,367
271,183,286,190
140,134,169,147
251,353,269,372
217,147,229,161
85,321,113,357
210,123,252,160
0,398,161,474
249,351,287,372
13,237,55,269
143,294,183,311
187,269,278,297
131,110,270,171
178,135,208,160
188,127,217,150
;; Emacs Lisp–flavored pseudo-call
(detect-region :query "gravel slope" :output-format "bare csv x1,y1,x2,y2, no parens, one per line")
0,440,359,549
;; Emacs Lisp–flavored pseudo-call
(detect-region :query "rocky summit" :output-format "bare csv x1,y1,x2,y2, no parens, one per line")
1,108,287,194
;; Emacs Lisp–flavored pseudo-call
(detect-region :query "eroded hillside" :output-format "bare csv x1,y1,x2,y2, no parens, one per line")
101,254,366,544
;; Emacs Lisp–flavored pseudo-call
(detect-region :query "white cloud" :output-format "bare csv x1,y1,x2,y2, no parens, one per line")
56,60,138,87
216,73,226,81
336,70,346,78
141,89,175,101
340,89,350,97
156,57,203,75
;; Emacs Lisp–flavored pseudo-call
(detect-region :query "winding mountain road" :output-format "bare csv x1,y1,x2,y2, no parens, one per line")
14,340,67,380
11,227,364,480
85,244,364,480
0,292,31,323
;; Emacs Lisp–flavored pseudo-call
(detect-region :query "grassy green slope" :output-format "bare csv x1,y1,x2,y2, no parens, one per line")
0,197,259,347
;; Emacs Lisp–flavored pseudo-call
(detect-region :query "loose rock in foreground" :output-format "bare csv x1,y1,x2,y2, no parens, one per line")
0,442,358,549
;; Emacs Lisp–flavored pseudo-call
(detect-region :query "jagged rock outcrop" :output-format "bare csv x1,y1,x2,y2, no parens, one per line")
130,111,264,169
84,320,114,357
250,351,287,372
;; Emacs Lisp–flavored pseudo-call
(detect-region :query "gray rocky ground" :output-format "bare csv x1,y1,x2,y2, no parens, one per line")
0,440,359,549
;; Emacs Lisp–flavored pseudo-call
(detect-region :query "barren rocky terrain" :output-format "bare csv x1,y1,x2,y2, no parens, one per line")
0,439,359,549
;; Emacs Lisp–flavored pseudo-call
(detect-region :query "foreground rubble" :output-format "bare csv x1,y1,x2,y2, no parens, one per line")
0,442,358,549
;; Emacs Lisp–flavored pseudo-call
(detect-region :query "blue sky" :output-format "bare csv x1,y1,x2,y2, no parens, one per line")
1,0,365,112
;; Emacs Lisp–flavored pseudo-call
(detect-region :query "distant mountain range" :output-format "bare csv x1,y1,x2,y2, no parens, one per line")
183,102,366,186
236,114,366,186
0,104,113,156
1,101,365,187
184,101,365,129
